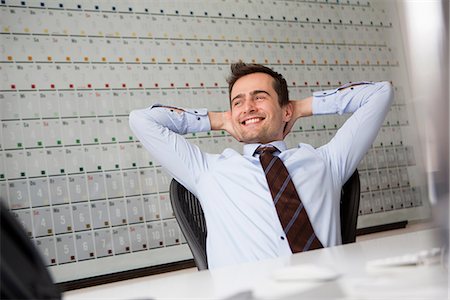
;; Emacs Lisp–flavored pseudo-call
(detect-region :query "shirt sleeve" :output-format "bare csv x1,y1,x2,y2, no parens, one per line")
312,81,394,184
128,105,212,194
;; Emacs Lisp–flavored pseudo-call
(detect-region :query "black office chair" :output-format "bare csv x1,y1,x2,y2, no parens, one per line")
169,181,208,270
169,169,360,270
340,169,360,244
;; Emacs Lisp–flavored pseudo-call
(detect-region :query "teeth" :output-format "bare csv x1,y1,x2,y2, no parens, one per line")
244,118,261,125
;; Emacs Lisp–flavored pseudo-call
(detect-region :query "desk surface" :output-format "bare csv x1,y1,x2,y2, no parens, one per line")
64,228,448,300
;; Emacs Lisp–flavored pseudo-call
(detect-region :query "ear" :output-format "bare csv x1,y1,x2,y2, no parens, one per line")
282,102,293,123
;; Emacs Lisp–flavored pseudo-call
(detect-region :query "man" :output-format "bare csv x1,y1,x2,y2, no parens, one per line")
129,62,393,269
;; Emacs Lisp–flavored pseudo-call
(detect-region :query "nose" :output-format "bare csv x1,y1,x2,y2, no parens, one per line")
243,98,256,114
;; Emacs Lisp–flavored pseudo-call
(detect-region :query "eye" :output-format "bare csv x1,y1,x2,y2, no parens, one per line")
255,94,266,100
233,100,242,107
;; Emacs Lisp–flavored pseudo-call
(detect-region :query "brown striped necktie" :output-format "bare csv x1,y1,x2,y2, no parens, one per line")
257,146,323,253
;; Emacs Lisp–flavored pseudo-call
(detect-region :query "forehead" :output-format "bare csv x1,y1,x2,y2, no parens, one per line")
231,73,275,96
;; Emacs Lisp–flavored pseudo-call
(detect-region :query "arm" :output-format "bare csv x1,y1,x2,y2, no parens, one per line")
283,84,365,137
211,97,314,141
129,105,211,194
208,111,242,141
315,81,394,183
283,96,313,137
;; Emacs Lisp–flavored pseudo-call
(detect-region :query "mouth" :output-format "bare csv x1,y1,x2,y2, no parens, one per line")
241,117,265,126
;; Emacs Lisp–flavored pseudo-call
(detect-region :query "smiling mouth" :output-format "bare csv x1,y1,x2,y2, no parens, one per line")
242,117,265,125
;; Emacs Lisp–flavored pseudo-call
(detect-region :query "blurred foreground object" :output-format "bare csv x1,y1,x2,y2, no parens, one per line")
0,202,61,299
400,0,449,248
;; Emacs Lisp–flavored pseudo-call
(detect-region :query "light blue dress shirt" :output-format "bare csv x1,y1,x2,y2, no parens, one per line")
129,81,393,269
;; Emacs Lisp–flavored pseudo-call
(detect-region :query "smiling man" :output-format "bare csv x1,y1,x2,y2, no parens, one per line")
215,71,293,144
129,62,393,269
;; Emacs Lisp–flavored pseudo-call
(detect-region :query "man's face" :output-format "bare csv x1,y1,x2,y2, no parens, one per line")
230,72,292,144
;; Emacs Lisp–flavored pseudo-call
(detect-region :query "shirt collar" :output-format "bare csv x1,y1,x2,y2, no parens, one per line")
243,140,287,157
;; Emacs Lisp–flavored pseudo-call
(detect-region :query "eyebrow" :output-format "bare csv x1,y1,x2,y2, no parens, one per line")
231,90,271,102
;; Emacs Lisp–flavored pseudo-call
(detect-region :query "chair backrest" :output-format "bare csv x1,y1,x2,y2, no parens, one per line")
169,169,360,270
169,180,208,270
340,169,361,244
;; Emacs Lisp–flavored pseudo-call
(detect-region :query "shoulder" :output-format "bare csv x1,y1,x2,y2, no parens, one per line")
284,143,327,161
221,148,242,158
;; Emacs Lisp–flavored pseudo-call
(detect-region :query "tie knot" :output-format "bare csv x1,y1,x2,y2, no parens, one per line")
256,145,278,156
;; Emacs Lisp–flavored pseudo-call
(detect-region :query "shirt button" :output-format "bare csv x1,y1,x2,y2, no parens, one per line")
197,117,201,121
280,236,285,240
194,110,198,113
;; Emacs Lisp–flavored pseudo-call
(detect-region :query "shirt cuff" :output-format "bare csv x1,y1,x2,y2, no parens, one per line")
312,81,373,115
150,104,211,133
184,108,211,132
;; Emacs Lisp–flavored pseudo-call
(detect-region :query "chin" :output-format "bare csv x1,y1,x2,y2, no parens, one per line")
240,136,261,144
239,131,278,144
242,136,268,144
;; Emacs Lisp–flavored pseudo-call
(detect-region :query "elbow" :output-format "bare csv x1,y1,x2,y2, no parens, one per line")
380,81,394,106
128,107,166,134
128,109,139,129
128,109,146,133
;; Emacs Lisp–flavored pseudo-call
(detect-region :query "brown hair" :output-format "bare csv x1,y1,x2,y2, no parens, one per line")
226,62,289,107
